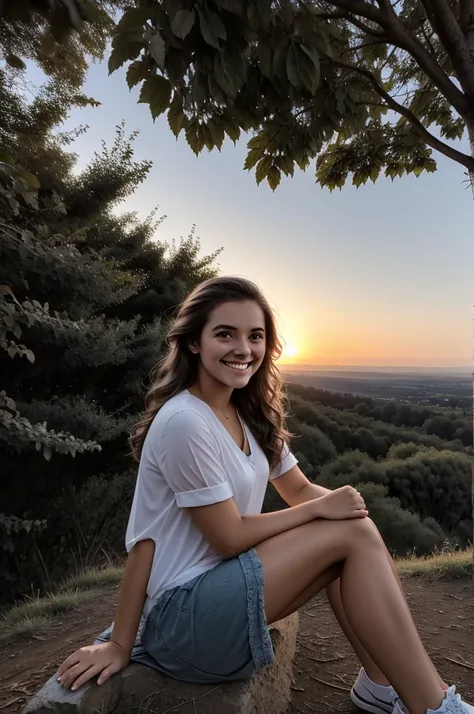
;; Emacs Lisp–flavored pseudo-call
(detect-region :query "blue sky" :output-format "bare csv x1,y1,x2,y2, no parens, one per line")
49,58,473,368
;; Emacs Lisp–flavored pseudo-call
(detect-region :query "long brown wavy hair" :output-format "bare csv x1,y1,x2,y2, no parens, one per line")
129,276,293,470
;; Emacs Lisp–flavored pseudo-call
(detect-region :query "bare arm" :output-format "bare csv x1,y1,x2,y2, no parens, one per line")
189,497,321,558
189,481,366,559
57,538,155,690
110,538,155,655
270,464,331,507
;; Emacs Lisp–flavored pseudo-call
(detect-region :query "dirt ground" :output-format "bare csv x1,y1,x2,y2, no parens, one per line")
0,578,473,714
287,578,474,714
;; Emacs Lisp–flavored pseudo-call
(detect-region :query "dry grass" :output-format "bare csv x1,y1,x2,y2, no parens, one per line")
0,565,122,644
59,564,123,593
396,548,473,579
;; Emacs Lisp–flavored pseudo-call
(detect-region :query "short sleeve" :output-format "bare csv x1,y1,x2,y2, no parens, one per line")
269,442,298,480
159,409,233,507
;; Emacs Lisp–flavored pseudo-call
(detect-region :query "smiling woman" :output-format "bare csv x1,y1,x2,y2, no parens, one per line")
56,276,474,714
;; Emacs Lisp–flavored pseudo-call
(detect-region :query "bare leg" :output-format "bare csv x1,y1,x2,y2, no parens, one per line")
326,543,447,690
256,517,445,714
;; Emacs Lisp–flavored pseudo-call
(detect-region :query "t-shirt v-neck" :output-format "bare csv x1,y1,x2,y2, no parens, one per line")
183,389,252,459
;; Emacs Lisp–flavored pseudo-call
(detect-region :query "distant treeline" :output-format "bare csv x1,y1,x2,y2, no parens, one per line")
287,384,472,446
263,385,472,558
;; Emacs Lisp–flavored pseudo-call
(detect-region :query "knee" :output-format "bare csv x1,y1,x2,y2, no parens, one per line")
347,516,382,548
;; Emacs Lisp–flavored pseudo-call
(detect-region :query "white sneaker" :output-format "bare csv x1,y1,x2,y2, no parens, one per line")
350,668,398,714
392,686,474,714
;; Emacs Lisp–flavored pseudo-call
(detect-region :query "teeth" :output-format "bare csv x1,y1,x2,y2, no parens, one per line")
223,362,251,371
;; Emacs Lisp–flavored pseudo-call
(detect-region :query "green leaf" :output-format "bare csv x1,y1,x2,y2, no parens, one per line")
277,154,295,177
208,119,225,149
108,42,143,73
244,148,264,170
168,93,187,137
208,72,225,102
286,44,300,90
191,71,208,105
5,54,26,70
267,165,281,190
26,350,35,364
258,44,273,79
248,133,267,150
215,0,243,15
112,30,144,48
43,446,52,461
7,196,19,214
197,6,219,48
115,7,151,33
287,43,320,94
0,149,15,165
139,75,172,119
201,123,214,151
206,9,227,40
186,120,205,155
148,31,166,70
273,40,289,83
126,59,151,89
171,9,196,39
18,167,41,189
255,156,272,183
300,44,320,80
224,121,240,143
214,53,238,98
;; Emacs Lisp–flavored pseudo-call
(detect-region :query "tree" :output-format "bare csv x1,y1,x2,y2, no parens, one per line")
0,0,127,88
109,0,474,191
0,115,221,602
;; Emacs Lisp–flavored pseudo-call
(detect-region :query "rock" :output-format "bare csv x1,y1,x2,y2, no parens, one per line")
22,613,298,714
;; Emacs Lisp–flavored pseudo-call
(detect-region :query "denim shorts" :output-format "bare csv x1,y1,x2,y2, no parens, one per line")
94,548,274,683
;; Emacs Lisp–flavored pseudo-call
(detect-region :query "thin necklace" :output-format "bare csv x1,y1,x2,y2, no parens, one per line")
193,388,230,420
213,407,229,420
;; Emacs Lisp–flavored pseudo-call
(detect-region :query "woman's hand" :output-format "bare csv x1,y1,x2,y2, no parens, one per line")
57,641,130,691
313,485,368,520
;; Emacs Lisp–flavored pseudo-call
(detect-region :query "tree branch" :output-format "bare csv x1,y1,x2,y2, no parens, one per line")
318,10,385,37
325,0,470,115
342,39,389,57
420,0,474,95
459,0,474,53
459,0,474,28
324,0,385,25
332,59,474,170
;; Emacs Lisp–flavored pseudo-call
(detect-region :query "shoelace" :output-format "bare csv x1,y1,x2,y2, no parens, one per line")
387,687,397,703
436,687,464,714
393,687,466,714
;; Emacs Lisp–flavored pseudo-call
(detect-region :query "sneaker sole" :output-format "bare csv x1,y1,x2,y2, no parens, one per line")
350,687,394,714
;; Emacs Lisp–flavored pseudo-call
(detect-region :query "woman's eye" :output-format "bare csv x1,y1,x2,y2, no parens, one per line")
250,334,263,340
217,331,230,338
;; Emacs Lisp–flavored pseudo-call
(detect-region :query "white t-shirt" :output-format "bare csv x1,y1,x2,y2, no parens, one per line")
125,389,298,615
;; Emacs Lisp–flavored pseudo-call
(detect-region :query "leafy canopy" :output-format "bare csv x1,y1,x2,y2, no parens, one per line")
108,0,474,190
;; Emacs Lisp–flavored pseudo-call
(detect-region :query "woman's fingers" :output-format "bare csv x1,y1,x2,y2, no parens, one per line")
97,662,121,686
70,664,102,691
58,659,91,689
57,651,81,679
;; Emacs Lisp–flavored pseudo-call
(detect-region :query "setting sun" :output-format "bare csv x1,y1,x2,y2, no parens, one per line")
281,341,298,359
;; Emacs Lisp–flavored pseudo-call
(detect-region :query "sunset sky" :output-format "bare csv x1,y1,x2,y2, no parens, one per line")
40,59,473,369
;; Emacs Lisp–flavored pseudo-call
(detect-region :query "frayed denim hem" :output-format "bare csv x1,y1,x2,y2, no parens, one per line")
238,548,274,670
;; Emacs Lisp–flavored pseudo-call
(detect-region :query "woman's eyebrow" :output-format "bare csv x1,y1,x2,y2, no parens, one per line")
212,324,265,332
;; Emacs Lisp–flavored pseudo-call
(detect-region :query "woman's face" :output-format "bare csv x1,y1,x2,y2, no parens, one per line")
192,300,267,388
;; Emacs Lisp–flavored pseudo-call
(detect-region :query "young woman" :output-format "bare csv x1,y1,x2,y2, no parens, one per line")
58,276,472,714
